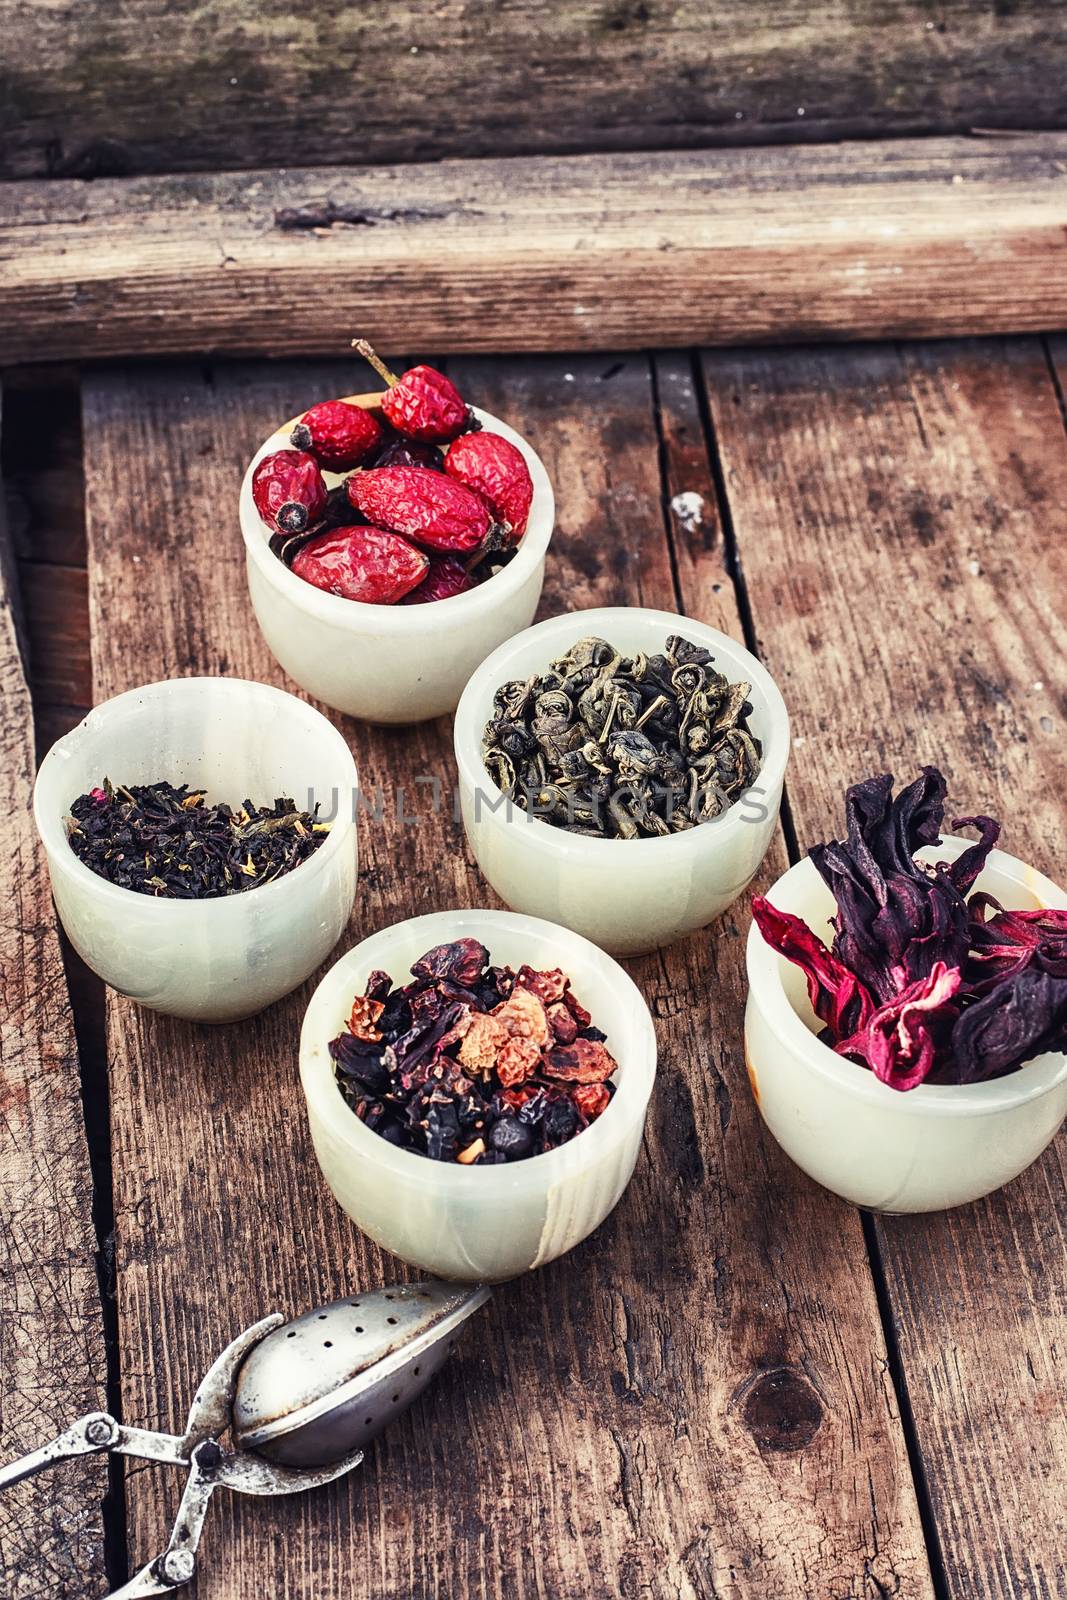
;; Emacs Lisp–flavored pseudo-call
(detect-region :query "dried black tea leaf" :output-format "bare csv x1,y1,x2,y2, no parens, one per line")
66,779,327,899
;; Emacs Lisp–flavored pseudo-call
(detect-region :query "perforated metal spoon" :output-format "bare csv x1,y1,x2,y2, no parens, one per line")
0,1278,489,1597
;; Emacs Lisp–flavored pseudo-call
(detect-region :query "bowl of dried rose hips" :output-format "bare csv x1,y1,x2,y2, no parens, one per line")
299,908,657,1281
745,768,1067,1212
454,606,790,955
239,343,554,724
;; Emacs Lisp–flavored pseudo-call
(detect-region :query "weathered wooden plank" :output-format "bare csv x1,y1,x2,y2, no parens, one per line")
0,387,106,1594
4,0,1067,181
702,336,1067,1600
6,136,1067,364
82,353,932,1597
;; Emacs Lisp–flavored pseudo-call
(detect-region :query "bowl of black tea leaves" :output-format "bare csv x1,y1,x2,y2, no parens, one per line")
34,678,358,1022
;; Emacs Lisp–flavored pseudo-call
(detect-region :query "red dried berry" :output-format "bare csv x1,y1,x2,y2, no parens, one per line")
290,400,383,472
252,449,328,535
374,437,445,471
401,556,477,605
354,340,468,443
346,465,495,555
445,432,533,539
291,525,428,605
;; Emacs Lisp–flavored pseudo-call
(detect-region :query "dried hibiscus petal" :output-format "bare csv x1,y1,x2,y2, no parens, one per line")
835,962,962,1091
807,769,995,1002
966,895,1067,987
950,967,1067,1082
751,896,873,1040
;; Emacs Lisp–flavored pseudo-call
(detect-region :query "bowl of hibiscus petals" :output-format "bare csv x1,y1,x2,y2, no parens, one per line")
745,767,1067,1213
299,909,656,1280
239,340,554,723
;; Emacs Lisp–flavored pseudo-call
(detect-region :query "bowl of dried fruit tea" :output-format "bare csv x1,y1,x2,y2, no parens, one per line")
453,606,789,955
299,908,657,1280
745,767,1067,1212
33,677,358,1022
239,341,554,724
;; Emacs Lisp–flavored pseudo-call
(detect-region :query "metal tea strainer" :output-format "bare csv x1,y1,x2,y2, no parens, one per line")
0,1278,489,1597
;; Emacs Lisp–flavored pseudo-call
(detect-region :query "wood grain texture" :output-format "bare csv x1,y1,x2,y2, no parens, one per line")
702,336,1067,1600
4,0,1067,180
6,135,1067,364
81,354,931,1598
0,389,106,1595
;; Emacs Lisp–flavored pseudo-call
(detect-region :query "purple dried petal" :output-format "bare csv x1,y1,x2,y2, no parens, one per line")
950,967,1067,1082
808,768,979,1001
946,814,1000,893
967,895,1067,989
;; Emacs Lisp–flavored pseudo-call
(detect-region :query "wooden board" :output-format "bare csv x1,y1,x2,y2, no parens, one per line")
80,354,931,1598
701,336,1067,1600
4,0,1067,181
6,135,1067,365
0,390,106,1594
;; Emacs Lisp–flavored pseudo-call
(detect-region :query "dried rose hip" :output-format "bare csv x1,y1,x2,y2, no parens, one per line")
354,339,469,443
252,449,328,534
346,465,497,555
291,525,428,604
290,400,383,472
374,437,445,471
401,555,476,605
445,432,532,539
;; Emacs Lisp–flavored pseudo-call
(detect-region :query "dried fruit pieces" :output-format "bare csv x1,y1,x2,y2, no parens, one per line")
482,633,763,838
252,450,328,534
329,940,619,1162
291,400,384,471
353,340,470,442
346,465,500,555
752,766,1067,1090
251,340,535,606
291,526,428,604
445,431,533,539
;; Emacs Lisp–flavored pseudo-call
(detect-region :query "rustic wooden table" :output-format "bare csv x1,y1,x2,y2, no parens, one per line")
2,338,1065,1600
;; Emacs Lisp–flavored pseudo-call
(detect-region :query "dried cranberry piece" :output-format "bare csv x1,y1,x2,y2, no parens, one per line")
252,449,328,534
445,431,533,540
291,400,384,471
346,466,495,555
291,525,427,605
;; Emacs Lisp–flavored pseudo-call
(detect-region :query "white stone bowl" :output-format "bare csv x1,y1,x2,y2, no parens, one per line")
745,837,1067,1213
33,677,358,1023
299,908,657,1281
240,401,554,724
453,606,790,956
